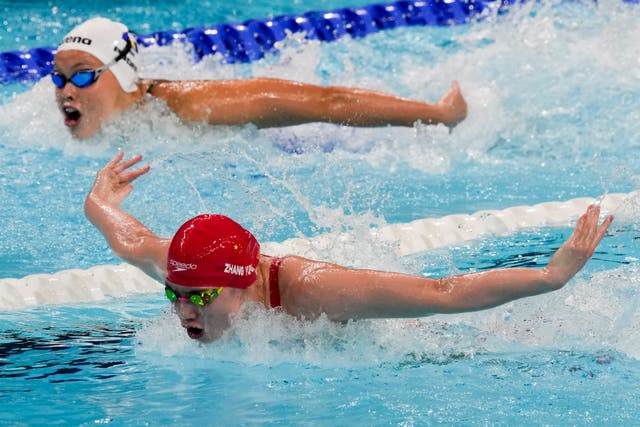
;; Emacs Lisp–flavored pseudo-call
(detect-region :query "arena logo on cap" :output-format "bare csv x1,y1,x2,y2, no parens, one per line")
169,259,198,272
224,263,256,276
63,36,92,45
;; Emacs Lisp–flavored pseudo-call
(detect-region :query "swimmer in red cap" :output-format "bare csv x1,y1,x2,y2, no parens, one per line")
85,153,613,342
53,17,467,139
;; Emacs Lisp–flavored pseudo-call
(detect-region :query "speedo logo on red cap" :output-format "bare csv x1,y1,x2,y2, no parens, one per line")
169,259,197,272
224,263,255,276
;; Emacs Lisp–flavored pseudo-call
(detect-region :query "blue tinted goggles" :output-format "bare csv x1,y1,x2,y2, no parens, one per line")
51,66,109,89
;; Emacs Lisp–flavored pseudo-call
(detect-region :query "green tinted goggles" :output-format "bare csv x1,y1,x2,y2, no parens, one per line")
164,284,223,307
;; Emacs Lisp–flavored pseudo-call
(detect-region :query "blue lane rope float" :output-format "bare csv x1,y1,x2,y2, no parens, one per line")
0,0,520,86
2,0,636,85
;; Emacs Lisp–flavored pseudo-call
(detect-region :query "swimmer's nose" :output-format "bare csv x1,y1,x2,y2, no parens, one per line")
58,83,77,100
175,300,198,320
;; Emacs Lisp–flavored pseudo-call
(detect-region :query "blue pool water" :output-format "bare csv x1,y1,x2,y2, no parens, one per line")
2,0,640,424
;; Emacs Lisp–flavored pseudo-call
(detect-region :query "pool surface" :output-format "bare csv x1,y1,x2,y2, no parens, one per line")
1,0,640,424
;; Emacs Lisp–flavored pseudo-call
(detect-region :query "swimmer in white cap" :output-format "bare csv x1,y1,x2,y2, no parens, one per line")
84,152,613,342
53,17,468,139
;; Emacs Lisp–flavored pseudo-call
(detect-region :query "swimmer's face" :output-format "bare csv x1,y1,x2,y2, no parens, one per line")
53,50,134,139
169,284,245,343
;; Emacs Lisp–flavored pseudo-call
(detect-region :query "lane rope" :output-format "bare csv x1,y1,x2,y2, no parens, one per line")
0,0,519,85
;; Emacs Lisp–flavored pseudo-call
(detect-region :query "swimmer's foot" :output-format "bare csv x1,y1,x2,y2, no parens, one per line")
437,81,467,129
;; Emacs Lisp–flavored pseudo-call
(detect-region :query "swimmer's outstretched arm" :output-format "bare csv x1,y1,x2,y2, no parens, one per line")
84,152,169,281
147,78,467,129
281,205,613,321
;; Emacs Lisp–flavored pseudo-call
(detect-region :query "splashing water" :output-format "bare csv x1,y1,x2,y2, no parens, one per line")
1,1,640,424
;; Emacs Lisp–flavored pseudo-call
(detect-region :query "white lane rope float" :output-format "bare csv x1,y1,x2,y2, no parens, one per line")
1,192,635,311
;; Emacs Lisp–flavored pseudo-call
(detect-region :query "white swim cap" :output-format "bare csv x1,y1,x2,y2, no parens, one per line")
57,17,139,92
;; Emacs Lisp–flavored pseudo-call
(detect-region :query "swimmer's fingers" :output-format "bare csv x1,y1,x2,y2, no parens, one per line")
570,204,613,254
590,211,614,252
597,213,614,242
567,205,596,252
92,153,148,200
112,153,144,174
105,151,125,170
118,164,151,185
102,152,149,184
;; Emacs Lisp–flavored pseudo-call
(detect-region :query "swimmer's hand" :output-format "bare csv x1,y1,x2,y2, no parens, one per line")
437,81,467,129
87,152,150,207
543,204,613,288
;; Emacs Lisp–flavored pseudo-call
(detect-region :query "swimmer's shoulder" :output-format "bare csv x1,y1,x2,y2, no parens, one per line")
141,79,202,99
275,255,341,287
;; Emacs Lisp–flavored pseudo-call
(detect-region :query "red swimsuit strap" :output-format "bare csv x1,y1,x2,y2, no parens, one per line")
269,257,283,308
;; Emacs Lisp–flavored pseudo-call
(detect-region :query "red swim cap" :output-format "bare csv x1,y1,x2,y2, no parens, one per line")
166,214,260,289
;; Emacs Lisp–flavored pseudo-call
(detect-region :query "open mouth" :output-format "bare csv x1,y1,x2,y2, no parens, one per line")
63,106,82,126
187,327,204,340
